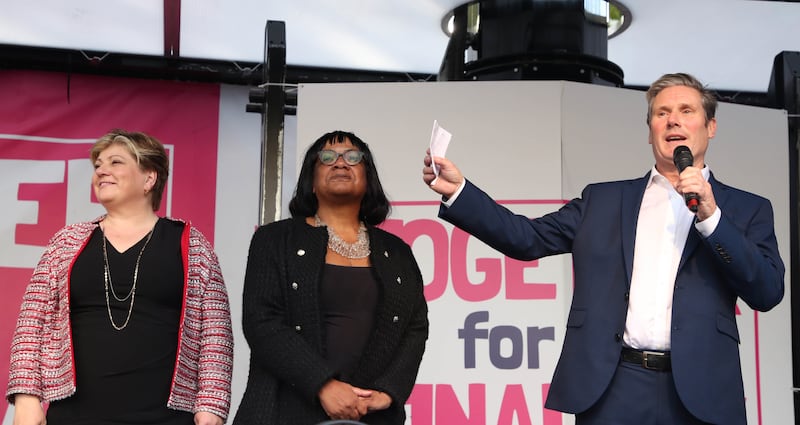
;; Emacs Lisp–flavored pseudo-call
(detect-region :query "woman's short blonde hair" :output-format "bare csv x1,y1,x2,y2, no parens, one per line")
90,129,169,211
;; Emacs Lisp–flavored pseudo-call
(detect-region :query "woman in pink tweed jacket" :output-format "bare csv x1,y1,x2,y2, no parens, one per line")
6,130,233,425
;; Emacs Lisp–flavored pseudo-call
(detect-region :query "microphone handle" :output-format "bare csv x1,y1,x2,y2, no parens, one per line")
685,193,699,212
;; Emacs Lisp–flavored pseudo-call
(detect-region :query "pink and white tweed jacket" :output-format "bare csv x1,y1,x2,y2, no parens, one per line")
5,217,234,420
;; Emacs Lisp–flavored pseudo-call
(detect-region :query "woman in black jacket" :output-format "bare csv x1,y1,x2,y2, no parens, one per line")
233,131,429,425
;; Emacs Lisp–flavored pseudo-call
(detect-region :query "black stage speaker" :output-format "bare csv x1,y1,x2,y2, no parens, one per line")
439,0,623,86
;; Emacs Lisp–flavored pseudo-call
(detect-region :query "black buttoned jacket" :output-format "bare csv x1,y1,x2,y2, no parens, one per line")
233,217,429,425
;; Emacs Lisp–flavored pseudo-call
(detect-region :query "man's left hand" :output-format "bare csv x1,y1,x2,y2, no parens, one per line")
676,165,717,221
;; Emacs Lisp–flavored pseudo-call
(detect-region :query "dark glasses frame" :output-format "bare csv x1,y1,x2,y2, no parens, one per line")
317,149,365,166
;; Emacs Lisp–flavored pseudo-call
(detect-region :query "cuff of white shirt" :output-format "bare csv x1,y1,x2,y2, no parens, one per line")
442,178,467,208
694,207,721,238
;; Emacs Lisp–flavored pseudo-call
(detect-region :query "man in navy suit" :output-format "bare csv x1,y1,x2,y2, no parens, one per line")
421,73,784,424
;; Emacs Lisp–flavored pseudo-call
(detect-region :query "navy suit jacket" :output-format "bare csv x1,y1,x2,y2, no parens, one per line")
439,173,784,425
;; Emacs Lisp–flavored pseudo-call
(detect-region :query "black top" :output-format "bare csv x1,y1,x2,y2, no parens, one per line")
47,218,193,425
320,263,378,379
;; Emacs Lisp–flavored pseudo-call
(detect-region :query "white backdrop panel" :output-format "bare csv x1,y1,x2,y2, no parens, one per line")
294,80,792,425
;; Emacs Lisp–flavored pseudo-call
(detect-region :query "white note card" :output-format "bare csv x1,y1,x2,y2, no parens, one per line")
429,120,452,179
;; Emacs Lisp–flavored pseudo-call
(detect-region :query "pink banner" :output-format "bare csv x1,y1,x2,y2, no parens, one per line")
0,70,222,412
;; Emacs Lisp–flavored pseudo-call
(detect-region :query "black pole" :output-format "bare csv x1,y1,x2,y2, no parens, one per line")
246,21,287,225
767,50,800,424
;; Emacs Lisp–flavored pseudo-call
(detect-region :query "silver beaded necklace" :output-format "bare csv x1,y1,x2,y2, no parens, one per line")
314,214,370,259
101,226,154,331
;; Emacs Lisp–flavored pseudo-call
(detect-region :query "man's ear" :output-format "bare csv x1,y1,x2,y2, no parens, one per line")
706,117,717,139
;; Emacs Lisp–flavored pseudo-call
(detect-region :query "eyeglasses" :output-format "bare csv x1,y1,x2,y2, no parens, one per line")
317,149,365,166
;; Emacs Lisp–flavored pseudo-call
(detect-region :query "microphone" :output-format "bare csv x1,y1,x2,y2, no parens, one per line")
672,145,699,212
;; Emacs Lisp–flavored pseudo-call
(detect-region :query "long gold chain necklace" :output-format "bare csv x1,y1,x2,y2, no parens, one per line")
101,227,154,331
314,214,370,259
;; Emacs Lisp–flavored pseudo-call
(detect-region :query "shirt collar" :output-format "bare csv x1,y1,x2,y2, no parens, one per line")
647,164,710,188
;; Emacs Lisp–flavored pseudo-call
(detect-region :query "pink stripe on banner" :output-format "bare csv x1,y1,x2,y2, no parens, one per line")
754,311,762,425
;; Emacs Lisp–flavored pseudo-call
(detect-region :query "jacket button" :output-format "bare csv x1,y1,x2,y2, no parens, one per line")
614,333,622,342
624,292,629,300
297,249,306,256
396,276,402,284
292,282,298,290
295,325,302,332
392,316,399,323
384,251,389,258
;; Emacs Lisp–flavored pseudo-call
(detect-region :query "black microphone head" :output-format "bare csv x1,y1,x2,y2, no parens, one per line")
673,145,694,172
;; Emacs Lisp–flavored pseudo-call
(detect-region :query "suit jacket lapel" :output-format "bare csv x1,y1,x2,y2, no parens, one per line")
621,173,650,289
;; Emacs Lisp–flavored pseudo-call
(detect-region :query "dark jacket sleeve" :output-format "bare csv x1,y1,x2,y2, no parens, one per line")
703,194,784,311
